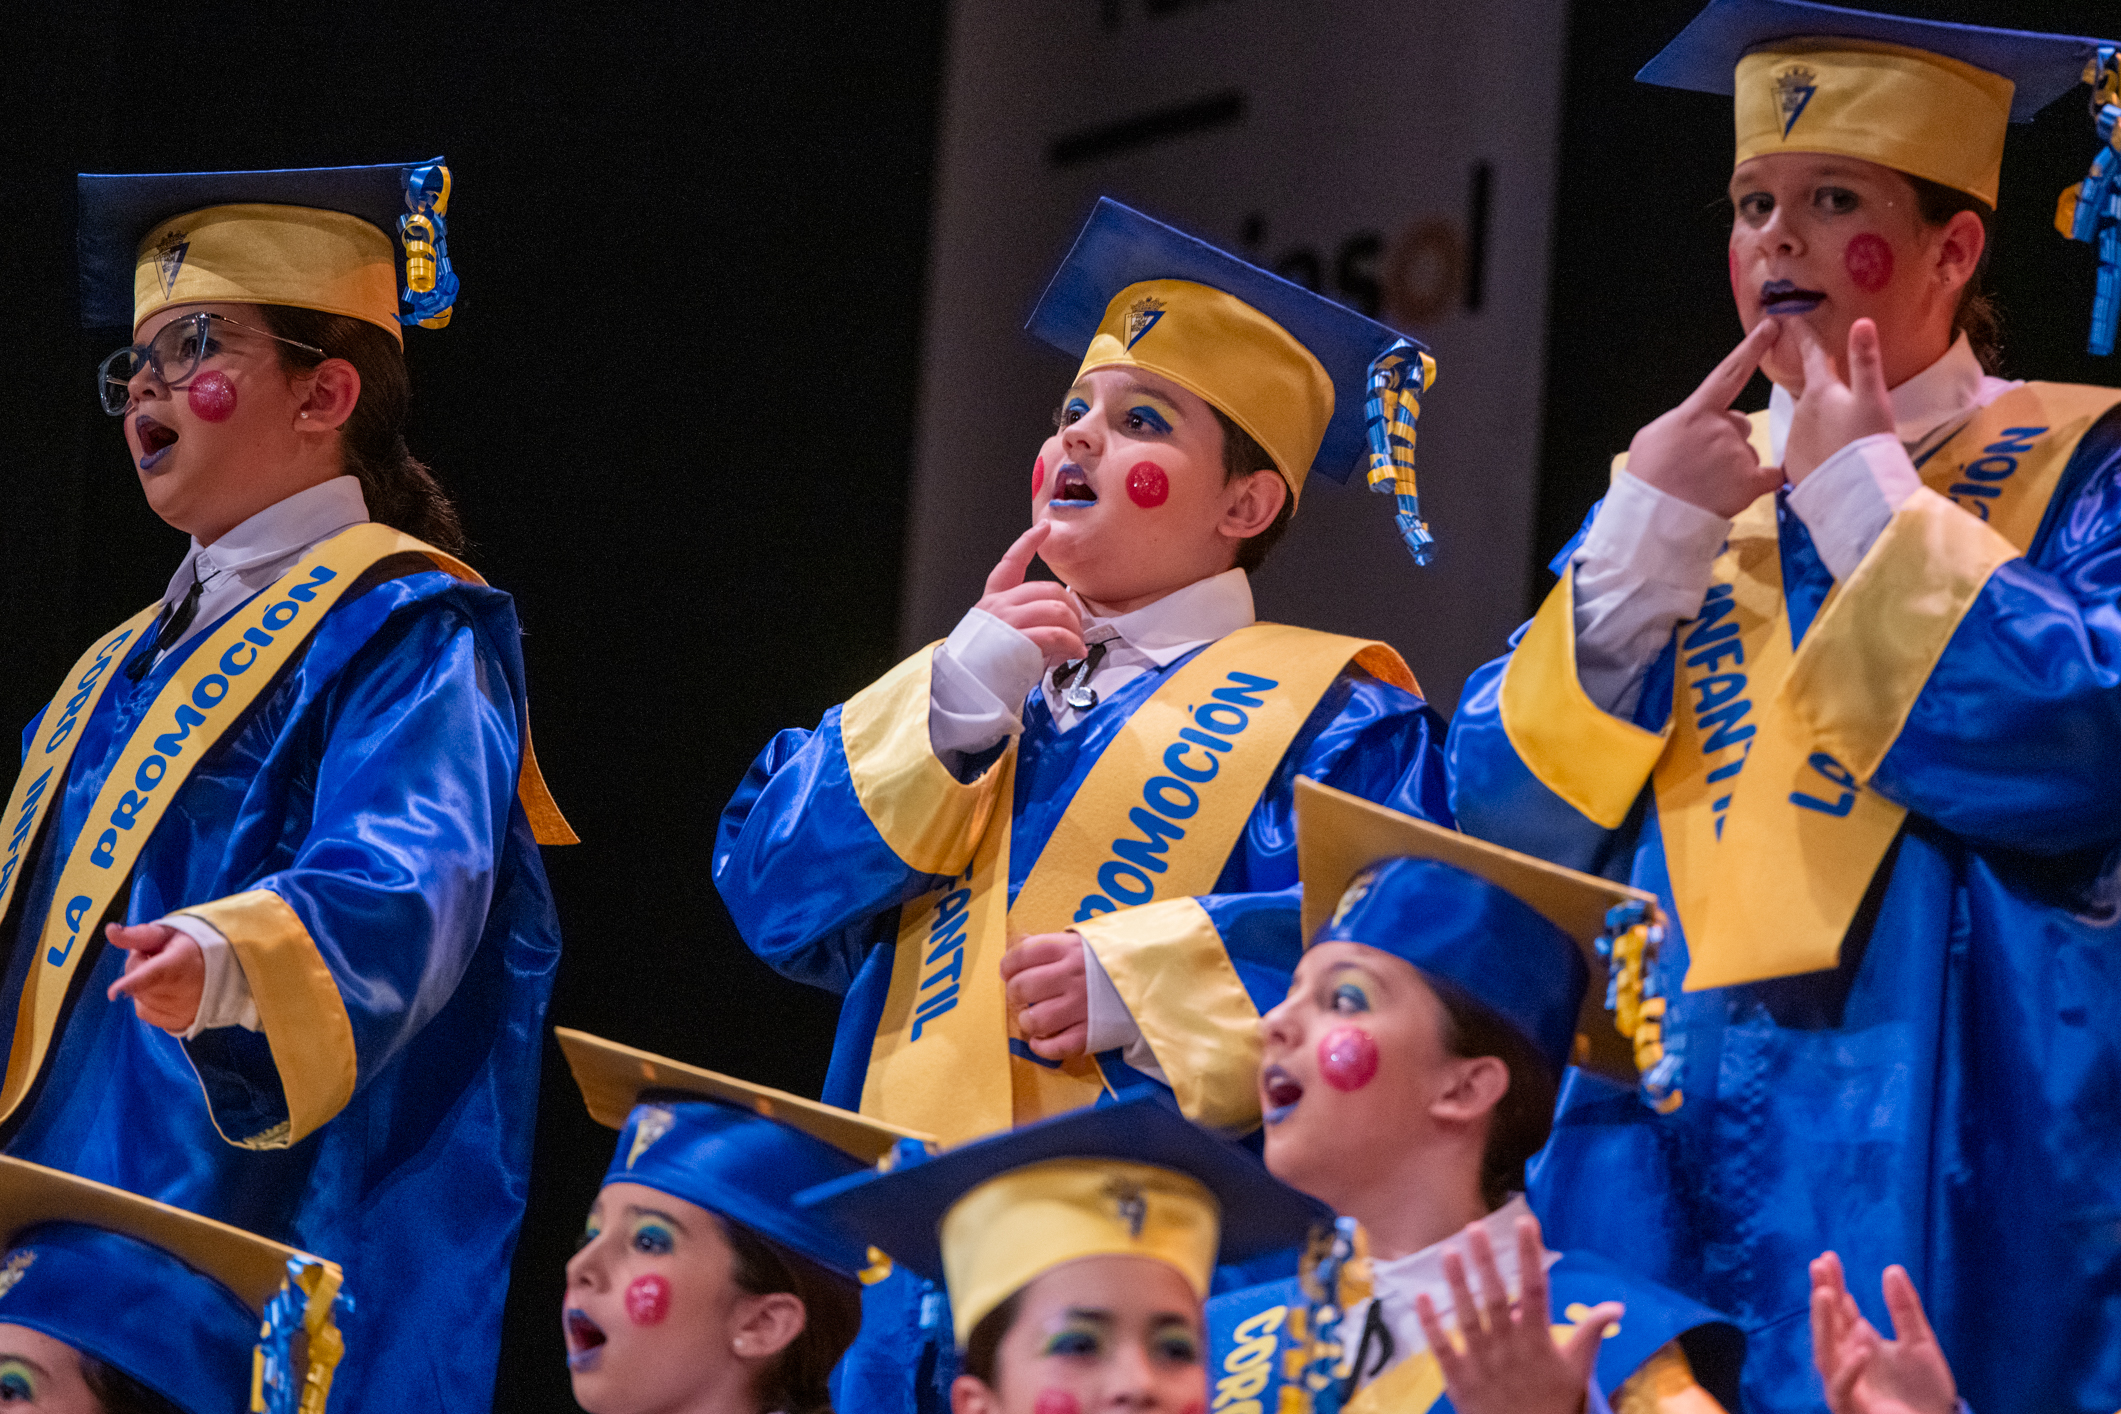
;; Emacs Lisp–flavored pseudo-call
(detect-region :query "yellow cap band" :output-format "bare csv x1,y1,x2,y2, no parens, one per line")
939,1158,1220,1345
1075,279,1333,505
1735,39,2013,206
133,203,401,340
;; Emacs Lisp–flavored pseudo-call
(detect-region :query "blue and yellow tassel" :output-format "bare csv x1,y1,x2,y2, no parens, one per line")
1596,900,1683,1114
398,162,458,330
1363,341,1440,565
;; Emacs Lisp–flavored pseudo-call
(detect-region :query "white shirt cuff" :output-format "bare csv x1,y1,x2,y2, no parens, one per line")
1081,940,1169,1085
1570,473,1733,716
928,607,1044,761
1785,432,1921,581
161,913,261,1038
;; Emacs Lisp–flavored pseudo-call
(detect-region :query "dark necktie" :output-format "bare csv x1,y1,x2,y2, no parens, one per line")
126,569,205,682
1339,1296,1395,1400
1052,638,1110,710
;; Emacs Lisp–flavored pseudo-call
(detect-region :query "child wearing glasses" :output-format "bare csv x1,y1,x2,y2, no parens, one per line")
0,160,571,1414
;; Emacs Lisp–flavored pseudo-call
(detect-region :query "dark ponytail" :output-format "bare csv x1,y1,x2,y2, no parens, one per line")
721,1217,863,1414
1905,174,2003,374
256,305,468,555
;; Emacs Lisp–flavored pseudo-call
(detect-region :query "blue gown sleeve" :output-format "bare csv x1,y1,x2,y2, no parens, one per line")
1865,420,2121,852
179,588,524,1147
712,717,943,998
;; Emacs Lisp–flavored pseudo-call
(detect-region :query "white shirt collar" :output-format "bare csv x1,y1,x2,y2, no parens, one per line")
165,476,370,604
1069,567,1255,665
1354,1195,1557,1368
1767,333,2013,464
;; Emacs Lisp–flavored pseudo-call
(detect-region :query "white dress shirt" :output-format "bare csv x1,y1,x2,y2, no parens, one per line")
925,567,1257,1081
149,476,372,1038
1341,1195,1558,1379
1572,336,2016,716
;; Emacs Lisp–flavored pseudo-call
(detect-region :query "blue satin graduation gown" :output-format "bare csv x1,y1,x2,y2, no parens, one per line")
716,648,1452,1414
4,570,562,1414
1446,410,2121,1414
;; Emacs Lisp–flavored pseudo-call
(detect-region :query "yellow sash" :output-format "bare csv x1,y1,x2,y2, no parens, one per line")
0,523,573,1133
1662,384,2121,988
861,623,1414,1146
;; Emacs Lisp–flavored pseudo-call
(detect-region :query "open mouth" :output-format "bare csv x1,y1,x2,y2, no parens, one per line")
1048,463,1097,510
1261,1064,1304,1125
1760,279,1825,316
134,415,179,468
564,1309,606,1372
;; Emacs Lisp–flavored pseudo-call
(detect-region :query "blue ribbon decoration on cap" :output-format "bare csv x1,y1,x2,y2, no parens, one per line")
254,1255,350,1414
2062,46,2121,354
398,162,458,330
1362,340,1438,565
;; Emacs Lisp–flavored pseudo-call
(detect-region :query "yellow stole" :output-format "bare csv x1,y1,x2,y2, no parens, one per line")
0,524,573,1134
1659,384,2121,987
861,623,1413,1146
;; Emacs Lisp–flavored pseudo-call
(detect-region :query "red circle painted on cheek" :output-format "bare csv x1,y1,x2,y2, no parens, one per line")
1179,1402,1206,1414
1317,1025,1379,1092
1844,233,1894,293
1126,462,1169,508
187,371,237,422
624,1275,671,1326
1033,456,1046,496
1034,1391,1081,1414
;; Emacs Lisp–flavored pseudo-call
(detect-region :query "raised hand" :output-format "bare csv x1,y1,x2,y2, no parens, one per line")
1001,932,1090,1060
1810,1253,1958,1414
105,922,205,1034
1412,1216,1621,1414
1782,318,1896,485
1625,318,1785,517
976,522,1085,671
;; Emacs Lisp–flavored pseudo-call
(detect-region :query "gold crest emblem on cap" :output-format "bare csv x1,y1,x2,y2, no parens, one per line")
1123,296,1166,350
0,1251,33,1301
1774,65,1818,136
151,230,189,298
625,1106,676,1169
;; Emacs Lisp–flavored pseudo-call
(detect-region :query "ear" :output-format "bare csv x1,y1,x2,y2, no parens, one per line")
293,358,362,434
1933,208,1987,299
951,1373,1002,1414
733,1290,808,1362
1427,1054,1510,1126
1218,469,1289,543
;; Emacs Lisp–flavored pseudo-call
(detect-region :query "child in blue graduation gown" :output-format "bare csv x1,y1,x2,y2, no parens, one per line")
0,161,571,1413
1445,4,2121,1409
717,199,1453,1150
554,1029,925,1414
1204,780,1743,1414
0,1154,348,1413
797,1089,1327,1414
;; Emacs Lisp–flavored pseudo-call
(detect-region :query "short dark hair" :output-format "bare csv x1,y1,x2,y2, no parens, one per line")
960,1288,1024,1387
1210,407,1294,572
721,1216,864,1414
80,1356,185,1414
1428,978,1560,1211
1904,173,2001,373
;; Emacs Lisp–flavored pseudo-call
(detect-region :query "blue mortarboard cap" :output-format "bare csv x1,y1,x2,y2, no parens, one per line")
1027,199,1442,561
795,1091,1328,1330
77,157,457,332
1637,0,2102,119
0,1156,347,1414
558,1029,932,1279
1296,778,1659,1083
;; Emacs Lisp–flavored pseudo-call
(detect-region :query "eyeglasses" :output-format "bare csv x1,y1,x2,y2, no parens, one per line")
95,312,326,417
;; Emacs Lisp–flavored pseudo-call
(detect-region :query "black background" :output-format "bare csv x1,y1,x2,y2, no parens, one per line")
0,3,2108,1408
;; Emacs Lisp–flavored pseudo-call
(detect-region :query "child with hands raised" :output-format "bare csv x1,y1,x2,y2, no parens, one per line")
1446,7,2121,1407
